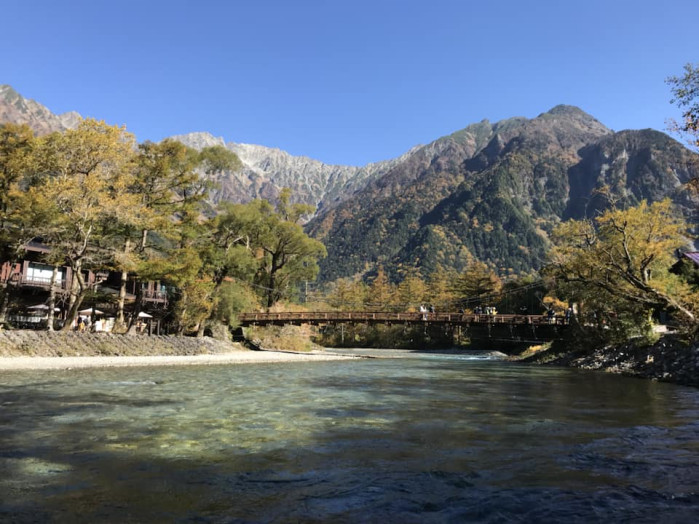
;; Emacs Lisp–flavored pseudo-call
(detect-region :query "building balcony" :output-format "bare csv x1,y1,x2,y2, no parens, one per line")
9,273,68,291
143,289,168,304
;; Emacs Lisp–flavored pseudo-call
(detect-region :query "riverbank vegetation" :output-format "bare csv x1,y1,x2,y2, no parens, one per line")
545,198,698,342
245,324,317,353
0,121,325,336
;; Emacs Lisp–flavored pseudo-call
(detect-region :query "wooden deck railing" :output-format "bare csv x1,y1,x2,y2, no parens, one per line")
8,273,68,290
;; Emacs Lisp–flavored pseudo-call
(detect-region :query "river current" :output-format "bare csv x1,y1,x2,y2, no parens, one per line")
1,349,697,522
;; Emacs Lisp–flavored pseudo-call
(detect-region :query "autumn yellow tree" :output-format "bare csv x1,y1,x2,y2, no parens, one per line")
112,139,240,330
365,266,397,312
0,124,36,326
547,199,698,335
426,265,458,311
191,204,260,335
326,278,367,311
397,270,428,311
0,123,34,224
455,260,503,306
251,191,327,309
11,119,138,330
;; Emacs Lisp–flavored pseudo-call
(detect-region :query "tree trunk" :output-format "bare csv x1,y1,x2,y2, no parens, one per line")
0,262,19,326
140,229,148,251
266,253,280,310
116,269,128,331
46,266,59,332
65,270,78,325
175,289,188,335
0,284,9,328
61,260,86,331
197,278,225,338
126,284,144,334
115,238,132,332
266,274,275,310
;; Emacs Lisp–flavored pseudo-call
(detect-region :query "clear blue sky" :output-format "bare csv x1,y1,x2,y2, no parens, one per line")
3,0,697,165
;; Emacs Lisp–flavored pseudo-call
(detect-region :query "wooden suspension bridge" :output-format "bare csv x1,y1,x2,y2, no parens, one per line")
238,311,571,343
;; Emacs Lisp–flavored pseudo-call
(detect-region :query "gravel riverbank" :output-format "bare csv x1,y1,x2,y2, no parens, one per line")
0,351,357,370
0,330,358,370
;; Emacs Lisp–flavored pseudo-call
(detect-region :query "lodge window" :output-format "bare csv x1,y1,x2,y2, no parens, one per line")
26,263,64,285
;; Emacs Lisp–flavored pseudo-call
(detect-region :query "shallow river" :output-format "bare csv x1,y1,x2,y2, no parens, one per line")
1,349,698,522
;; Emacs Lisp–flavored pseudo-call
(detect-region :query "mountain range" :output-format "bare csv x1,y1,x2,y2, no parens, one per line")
2,84,697,284
308,105,699,282
0,85,402,213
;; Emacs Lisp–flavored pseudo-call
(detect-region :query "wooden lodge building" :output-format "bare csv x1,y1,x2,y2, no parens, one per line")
1,241,168,330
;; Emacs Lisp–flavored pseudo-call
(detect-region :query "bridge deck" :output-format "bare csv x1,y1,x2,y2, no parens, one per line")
238,311,567,327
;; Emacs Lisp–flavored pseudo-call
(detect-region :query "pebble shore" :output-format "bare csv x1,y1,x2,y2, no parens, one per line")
0,330,358,370
0,350,357,370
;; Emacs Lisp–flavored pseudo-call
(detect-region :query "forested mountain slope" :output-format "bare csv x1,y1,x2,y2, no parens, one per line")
307,106,699,282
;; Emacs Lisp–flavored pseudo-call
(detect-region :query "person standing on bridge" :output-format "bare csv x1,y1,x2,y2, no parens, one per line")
565,306,573,324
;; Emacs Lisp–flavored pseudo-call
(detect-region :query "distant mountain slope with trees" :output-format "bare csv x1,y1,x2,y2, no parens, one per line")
307,106,699,283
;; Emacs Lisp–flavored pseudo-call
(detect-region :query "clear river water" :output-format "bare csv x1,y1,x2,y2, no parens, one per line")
1,349,698,523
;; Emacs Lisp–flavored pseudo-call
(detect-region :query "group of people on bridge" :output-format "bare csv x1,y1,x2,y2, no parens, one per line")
418,304,436,320
472,305,497,316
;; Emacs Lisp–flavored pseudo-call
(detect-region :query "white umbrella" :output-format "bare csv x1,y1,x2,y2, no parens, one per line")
137,312,153,318
79,308,104,315
27,304,61,312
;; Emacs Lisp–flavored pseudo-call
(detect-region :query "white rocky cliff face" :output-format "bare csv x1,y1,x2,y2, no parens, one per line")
171,131,417,215
0,85,81,136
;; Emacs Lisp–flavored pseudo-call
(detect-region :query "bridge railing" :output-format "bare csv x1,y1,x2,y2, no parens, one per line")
238,311,568,326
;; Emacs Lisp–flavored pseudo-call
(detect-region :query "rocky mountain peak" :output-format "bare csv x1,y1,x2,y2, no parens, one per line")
536,104,611,136
543,104,593,117
169,131,226,149
0,84,82,135
58,111,82,129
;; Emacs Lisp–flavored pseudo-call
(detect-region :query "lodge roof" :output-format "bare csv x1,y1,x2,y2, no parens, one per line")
24,240,51,254
682,252,699,266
